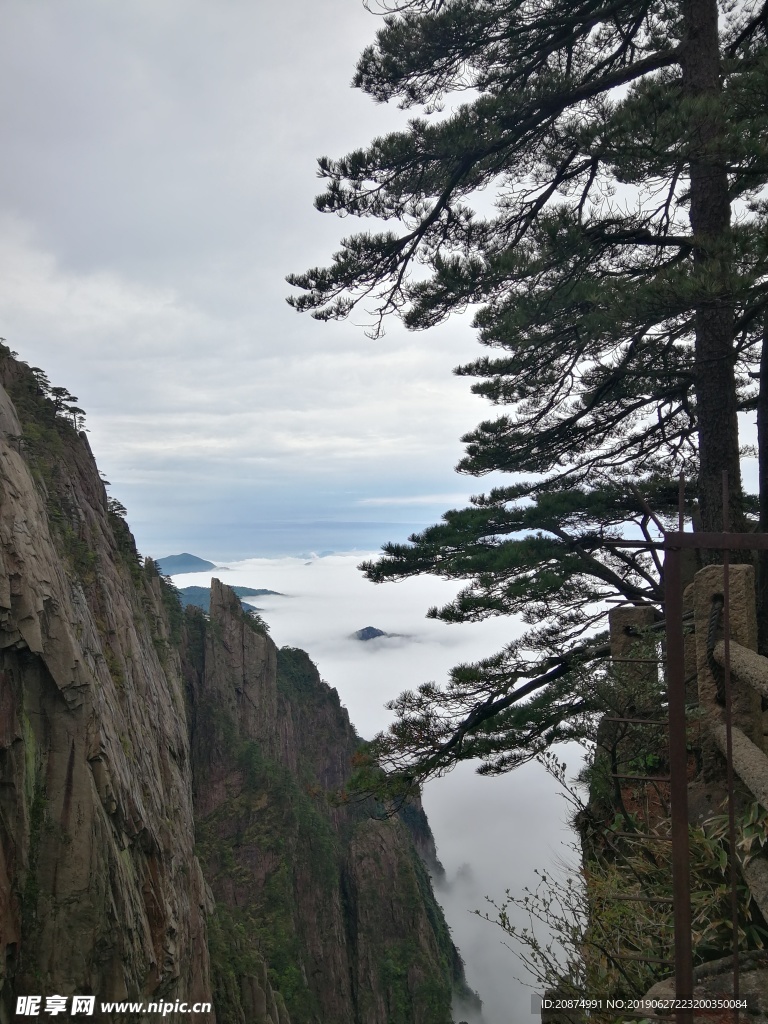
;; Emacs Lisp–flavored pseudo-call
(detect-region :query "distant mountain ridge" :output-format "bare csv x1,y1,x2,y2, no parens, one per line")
157,552,217,575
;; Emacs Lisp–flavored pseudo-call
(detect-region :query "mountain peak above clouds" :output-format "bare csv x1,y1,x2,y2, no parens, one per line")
156,552,217,575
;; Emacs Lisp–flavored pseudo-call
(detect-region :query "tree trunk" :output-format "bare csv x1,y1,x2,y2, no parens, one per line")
682,0,742,532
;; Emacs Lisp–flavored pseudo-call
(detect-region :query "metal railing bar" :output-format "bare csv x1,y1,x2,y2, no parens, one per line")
602,716,667,725
612,657,667,664
611,774,671,782
609,832,674,842
609,895,674,903
606,952,675,965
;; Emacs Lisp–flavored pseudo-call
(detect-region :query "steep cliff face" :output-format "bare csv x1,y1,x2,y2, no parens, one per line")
0,354,212,1021
0,351,475,1024
185,579,475,1024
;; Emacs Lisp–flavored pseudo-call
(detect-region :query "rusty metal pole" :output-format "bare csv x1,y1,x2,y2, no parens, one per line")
665,542,694,1024
722,472,741,1014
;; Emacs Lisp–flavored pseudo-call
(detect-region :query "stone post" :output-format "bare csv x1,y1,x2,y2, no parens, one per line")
609,606,657,677
595,606,659,826
608,605,658,707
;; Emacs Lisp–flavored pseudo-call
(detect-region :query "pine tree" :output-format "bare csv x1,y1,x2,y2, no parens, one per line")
289,0,768,783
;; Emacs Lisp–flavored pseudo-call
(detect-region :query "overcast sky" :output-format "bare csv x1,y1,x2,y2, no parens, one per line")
0,0,501,558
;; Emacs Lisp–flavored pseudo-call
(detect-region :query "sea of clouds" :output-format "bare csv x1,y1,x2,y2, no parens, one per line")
172,552,583,1024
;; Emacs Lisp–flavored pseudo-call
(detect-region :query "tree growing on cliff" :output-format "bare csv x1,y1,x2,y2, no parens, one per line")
289,0,768,784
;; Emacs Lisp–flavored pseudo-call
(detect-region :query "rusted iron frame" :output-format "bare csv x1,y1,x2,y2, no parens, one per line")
602,717,667,725
598,484,768,1022
608,952,676,965
612,657,667,663
612,894,674,903
663,538,694,1024
611,773,672,782
610,832,674,841
662,515,768,1024
609,533,768,549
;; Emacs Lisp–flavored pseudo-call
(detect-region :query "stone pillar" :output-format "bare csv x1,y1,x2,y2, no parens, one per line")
609,605,658,691
594,606,660,827
693,564,763,748
609,605,657,662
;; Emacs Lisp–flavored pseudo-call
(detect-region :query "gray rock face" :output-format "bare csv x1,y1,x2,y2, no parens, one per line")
0,356,211,1021
187,585,471,1023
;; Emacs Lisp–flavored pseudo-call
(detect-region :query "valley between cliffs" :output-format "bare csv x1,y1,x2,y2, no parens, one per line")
0,350,479,1024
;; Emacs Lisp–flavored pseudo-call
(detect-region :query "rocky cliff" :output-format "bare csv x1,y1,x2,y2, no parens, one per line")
185,580,476,1023
0,349,478,1024
0,354,213,1023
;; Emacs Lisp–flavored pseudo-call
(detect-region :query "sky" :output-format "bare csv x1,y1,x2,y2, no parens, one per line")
0,0,759,559
0,3,583,1020
173,555,583,1024
0,0,505,558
